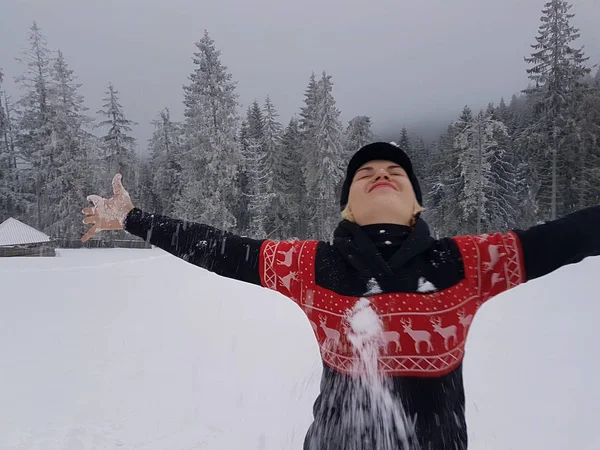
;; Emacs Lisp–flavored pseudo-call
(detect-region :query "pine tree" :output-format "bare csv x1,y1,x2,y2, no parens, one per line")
178,30,241,230
299,73,319,148
278,117,306,238
242,100,272,237
14,21,54,230
345,116,374,157
262,96,285,236
573,71,600,208
523,0,591,219
97,82,137,184
426,124,462,237
398,127,411,153
454,108,509,234
484,104,520,231
298,73,320,236
46,50,96,239
398,127,427,187
305,71,345,240
412,136,429,185
0,69,22,221
147,108,183,215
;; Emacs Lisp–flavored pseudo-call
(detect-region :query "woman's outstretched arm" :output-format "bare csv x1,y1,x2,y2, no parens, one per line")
82,173,265,286
123,207,264,285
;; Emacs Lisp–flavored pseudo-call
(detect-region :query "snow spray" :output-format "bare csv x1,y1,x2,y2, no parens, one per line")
343,297,418,450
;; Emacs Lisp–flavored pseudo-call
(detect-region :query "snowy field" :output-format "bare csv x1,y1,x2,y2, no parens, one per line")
1,247,599,449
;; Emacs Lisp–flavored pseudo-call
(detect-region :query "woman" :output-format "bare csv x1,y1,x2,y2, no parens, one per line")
82,142,600,449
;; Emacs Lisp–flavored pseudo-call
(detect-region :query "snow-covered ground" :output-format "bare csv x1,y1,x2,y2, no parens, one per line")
1,247,599,449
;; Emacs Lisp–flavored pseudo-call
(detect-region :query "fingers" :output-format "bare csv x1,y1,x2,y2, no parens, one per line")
87,195,104,207
112,173,123,196
82,215,97,225
82,207,95,215
81,224,98,242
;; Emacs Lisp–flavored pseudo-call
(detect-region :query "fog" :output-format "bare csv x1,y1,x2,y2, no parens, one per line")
1,0,599,147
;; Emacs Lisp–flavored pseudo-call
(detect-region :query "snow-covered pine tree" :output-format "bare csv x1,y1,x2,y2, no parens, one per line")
523,0,591,220
262,96,285,236
147,108,183,215
97,82,137,185
397,127,428,190
572,70,600,209
426,124,462,237
242,100,272,237
0,69,23,222
177,30,241,230
340,116,375,209
484,104,519,232
299,73,319,149
412,136,429,189
278,117,306,239
398,127,411,153
235,119,251,233
14,21,55,230
298,73,319,236
306,71,345,240
46,50,96,240
344,116,374,159
453,108,509,234
135,157,158,213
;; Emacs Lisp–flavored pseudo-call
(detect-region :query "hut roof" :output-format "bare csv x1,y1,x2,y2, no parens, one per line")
0,218,52,247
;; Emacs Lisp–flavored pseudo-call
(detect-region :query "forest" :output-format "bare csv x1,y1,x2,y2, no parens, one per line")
1,0,599,242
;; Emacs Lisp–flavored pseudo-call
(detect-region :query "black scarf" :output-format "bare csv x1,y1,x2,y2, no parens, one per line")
332,217,435,279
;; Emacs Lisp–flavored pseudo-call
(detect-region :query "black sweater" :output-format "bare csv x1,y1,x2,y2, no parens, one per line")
124,206,600,450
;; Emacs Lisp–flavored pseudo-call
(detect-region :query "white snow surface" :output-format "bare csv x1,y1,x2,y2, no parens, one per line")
1,247,600,449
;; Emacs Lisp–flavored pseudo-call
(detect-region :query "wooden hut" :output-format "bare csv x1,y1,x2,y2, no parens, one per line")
0,218,56,257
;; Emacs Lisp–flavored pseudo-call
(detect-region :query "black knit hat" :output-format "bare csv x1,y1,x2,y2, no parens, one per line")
340,142,422,210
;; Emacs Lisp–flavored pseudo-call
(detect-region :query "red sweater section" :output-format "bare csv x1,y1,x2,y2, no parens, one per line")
259,232,525,377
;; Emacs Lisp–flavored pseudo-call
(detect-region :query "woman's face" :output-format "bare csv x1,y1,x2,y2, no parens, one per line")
347,159,417,226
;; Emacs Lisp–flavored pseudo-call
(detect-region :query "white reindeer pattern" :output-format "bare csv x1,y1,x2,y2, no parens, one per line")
484,245,505,272
457,309,473,338
276,246,297,268
319,315,341,351
400,318,433,354
430,316,457,350
381,330,402,354
279,271,298,291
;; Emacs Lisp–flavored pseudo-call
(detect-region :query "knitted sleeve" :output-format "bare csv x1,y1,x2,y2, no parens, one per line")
512,204,600,281
123,208,264,285
453,231,526,302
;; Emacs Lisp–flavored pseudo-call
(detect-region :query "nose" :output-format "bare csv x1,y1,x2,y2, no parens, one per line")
374,168,391,180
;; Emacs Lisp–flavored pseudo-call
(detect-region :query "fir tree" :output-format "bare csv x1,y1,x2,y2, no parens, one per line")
46,50,95,239
0,69,22,221
523,0,591,219
178,30,241,230
97,82,137,184
344,116,374,165
262,96,285,235
454,108,509,234
242,100,272,237
306,71,345,240
147,108,183,215
14,21,54,230
278,117,306,239
398,127,411,153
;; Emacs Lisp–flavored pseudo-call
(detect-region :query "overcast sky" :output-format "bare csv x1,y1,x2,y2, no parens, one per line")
1,0,599,148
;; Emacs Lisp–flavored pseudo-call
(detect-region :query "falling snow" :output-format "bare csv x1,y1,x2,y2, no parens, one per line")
417,277,437,293
365,277,383,295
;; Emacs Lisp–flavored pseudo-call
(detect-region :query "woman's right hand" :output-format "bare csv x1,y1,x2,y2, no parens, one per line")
81,173,135,242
